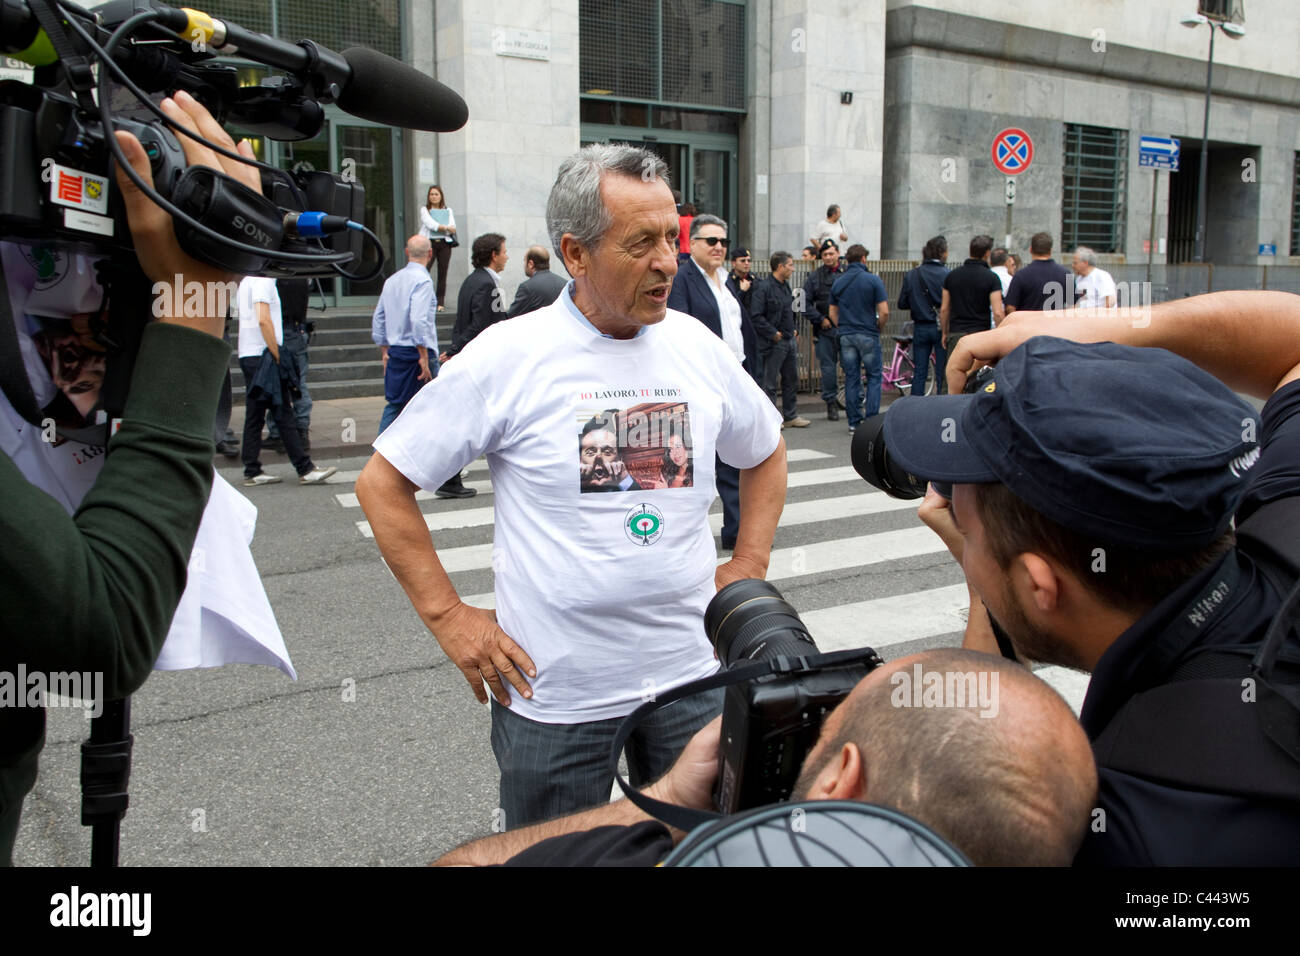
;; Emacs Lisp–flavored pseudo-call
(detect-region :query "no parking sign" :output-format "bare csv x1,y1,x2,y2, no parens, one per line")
992,128,1034,175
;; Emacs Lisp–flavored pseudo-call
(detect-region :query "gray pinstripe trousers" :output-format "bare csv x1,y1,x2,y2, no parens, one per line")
489,687,724,829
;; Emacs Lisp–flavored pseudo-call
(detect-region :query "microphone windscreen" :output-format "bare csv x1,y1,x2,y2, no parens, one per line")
339,47,469,132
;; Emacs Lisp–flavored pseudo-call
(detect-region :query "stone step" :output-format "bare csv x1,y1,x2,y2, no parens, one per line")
310,327,374,346
298,311,376,331
233,377,383,402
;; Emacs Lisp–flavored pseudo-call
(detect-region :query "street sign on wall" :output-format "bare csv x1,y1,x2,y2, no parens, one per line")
1139,136,1180,171
992,128,1034,175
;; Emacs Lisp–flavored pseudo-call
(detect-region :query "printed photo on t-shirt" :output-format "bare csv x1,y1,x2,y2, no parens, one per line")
577,401,693,493
2,241,108,437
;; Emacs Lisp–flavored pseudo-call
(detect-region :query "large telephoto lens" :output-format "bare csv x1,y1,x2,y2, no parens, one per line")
850,413,928,499
705,579,818,668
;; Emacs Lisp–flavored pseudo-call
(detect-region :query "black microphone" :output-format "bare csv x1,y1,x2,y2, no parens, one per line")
154,4,469,132
338,47,469,134
3,0,469,132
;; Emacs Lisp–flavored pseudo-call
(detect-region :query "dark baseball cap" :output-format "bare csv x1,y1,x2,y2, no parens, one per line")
819,239,839,254
882,337,1262,550
730,246,751,260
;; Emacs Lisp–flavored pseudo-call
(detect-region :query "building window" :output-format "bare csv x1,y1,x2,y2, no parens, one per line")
1291,152,1300,256
1062,124,1127,254
198,0,402,60
581,0,745,111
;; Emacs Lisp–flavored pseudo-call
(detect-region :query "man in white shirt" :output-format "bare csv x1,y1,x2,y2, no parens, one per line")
810,203,849,248
356,144,787,828
236,276,335,486
990,247,1014,297
1071,246,1117,309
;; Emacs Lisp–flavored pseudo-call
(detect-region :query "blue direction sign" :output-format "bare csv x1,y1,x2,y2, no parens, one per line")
1139,136,1180,171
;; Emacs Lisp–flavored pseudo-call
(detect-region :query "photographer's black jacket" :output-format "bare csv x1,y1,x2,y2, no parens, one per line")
1074,379,1300,866
0,323,228,865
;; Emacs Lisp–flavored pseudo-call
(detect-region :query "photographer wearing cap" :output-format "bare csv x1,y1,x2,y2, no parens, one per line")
0,91,260,865
433,648,1097,866
887,291,1300,866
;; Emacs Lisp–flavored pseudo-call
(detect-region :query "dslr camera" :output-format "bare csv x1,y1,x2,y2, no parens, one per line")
704,579,881,814
851,364,995,500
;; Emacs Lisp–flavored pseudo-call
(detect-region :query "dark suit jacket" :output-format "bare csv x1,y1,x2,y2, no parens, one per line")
449,267,503,356
667,260,758,376
506,268,568,319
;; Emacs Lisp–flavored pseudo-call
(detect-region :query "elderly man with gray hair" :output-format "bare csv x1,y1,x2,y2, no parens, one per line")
356,143,787,828
1070,246,1117,309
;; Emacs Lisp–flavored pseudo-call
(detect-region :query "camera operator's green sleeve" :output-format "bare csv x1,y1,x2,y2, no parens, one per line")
0,321,228,690
0,320,228,864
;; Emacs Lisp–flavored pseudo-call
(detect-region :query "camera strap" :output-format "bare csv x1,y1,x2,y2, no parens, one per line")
609,648,881,833
27,0,97,111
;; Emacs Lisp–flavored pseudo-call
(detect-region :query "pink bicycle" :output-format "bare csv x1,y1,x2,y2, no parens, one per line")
837,322,937,406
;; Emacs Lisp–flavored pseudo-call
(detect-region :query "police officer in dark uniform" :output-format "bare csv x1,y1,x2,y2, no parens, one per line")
802,239,846,421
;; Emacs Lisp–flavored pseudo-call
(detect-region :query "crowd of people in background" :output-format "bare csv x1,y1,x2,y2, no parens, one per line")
232,181,1122,490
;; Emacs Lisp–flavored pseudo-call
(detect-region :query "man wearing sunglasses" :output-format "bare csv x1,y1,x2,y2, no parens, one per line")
667,214,759,550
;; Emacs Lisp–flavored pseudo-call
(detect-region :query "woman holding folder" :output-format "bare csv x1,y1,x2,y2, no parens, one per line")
419,185,457,310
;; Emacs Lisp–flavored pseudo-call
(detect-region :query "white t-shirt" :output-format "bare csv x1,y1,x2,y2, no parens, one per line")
374,286,783,723
811,219,846,246
237,277,282,359
992,265,1013,296
1075,267,1117,309
693,259,745,364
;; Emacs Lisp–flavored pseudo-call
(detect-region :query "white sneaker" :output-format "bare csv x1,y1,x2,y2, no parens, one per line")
243,473,282,487
299,466,338,485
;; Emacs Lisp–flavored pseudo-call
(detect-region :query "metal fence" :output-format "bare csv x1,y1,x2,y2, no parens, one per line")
745,257,1300,391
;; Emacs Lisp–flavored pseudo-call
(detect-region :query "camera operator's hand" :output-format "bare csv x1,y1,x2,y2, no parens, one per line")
428,602,536,706
644,715,721,812
113,89,261,339
917,484,963,565
943,314,1049,393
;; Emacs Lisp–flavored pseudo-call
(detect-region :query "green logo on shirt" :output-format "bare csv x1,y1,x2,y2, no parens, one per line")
625,504,664,546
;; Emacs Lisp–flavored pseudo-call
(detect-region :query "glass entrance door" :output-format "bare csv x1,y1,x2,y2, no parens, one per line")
580,124,739,238
334,123,398,300
691,149,732,222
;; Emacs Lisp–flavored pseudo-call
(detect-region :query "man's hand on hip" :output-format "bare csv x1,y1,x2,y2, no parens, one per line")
429,602,536,706
715,552,768,592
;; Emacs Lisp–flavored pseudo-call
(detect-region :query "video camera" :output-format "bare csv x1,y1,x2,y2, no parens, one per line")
0,0,468,447
1,0,468,278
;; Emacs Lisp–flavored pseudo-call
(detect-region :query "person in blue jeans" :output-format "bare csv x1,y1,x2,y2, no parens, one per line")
896,235,950,395
829,245,889,433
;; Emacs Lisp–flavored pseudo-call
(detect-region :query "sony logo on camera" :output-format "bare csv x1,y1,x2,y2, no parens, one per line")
231,214,274,247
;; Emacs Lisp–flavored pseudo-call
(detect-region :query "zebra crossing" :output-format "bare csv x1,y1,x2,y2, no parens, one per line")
330,442,1090,713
